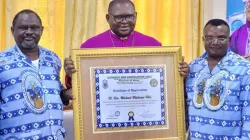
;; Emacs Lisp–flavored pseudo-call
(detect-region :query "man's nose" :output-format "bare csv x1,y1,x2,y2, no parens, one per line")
121,18,128,23
25,27,33,34
211,38,219,44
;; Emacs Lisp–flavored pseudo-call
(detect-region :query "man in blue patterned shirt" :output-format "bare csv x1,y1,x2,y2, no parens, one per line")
0,9,72,140
186,19,250,140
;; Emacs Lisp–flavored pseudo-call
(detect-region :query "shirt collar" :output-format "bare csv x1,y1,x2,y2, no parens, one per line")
13,45,45,62
200,49,234,69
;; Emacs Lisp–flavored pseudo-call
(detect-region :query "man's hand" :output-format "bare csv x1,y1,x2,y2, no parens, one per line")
179,56,189,78
63,88,75,100
64,57,76,78
61,88,75,106
243,54,250,61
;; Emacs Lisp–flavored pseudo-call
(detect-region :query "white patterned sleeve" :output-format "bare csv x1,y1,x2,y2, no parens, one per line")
240,70,250,140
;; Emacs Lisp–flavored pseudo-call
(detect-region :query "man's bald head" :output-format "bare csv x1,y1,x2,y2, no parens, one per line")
108,0,135,14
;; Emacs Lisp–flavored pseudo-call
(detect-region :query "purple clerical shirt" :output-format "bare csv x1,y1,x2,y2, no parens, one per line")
80,30,162,48
229,21,250,56
65,30,162,88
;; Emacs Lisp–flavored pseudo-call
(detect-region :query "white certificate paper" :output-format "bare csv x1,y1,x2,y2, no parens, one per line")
91,65,168,131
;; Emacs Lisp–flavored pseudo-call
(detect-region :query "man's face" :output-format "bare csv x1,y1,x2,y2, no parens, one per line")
11,13,43,50
106,2,136,37
203,24,230,58
246,9,250,22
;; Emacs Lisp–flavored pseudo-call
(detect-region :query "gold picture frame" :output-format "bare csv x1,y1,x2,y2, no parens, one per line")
72,47,186,140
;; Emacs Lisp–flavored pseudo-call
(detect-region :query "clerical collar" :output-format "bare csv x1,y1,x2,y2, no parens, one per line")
110,30,133,40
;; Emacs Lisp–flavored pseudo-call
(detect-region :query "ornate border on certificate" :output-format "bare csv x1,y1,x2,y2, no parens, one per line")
90,65,168,133
72,47,186,140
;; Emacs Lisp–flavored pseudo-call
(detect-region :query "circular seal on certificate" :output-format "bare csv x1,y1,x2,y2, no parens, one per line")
102,79,108,89
150,79,158,87
128,111,135,121
115,111,120,117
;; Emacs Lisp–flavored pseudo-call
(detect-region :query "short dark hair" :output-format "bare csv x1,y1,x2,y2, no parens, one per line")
108,0,135,13
204,19,230,33
12,9,42,27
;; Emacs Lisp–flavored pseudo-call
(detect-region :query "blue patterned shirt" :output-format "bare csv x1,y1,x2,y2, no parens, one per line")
0,45,65,140
186,51,250,140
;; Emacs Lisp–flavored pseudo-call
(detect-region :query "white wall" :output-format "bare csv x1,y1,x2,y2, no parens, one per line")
204,0,227,24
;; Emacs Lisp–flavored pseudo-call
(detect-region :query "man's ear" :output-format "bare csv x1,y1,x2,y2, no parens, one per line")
135,12,137,20
11,27,14,35
41,26,44,36
106,14,110,22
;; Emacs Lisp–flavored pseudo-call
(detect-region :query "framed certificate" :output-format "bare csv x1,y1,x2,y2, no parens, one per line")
72,47,186,140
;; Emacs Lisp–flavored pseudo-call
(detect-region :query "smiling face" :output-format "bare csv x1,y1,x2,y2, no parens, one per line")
106,1,136,37
11,13,43,50
203,24,230,59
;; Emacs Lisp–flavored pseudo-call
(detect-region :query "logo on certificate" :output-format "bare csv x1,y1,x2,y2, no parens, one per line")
102,79,108,89
128,111,135,121
150,79,158,87
115,111,120,117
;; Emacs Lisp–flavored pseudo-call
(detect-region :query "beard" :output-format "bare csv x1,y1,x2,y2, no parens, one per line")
21,40,37,49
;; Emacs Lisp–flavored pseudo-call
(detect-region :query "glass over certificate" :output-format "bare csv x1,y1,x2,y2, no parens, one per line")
72,47,186,140
90,65,168,133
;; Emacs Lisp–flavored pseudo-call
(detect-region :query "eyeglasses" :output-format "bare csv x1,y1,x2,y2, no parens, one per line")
108,13,136,23
203,36,228,43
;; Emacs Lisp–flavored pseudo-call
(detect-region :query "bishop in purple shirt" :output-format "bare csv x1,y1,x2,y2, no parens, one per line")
81,30,161,48
80,0,161,48
64,0,188,88
229,0,250,58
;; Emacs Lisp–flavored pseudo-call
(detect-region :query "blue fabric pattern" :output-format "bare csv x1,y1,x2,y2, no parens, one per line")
186,51,250,140
0,45,66,140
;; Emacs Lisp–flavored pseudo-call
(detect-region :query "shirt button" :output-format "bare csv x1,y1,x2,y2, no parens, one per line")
48,101,51,103
50,116,53,119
